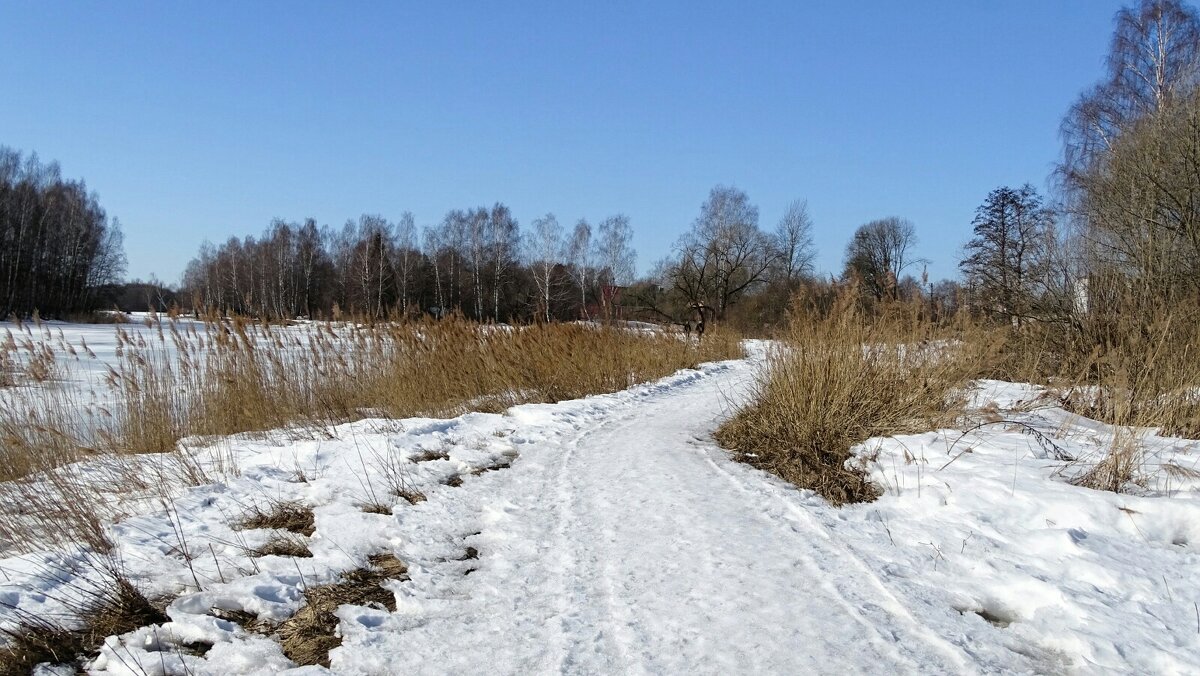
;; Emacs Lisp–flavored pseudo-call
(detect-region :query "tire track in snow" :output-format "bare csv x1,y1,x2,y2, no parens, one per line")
333,352,976,674
530,356,968,674
694,448,975,673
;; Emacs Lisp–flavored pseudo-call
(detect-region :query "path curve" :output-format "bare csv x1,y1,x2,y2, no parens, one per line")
341,349,974,675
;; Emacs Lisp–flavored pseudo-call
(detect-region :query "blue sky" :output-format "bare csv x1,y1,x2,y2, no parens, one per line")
1,1,1126,283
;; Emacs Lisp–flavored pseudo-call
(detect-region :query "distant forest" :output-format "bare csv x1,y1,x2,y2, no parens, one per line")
181,208,638,323
173,186,844,328
0,141,953,329
0,147,126,319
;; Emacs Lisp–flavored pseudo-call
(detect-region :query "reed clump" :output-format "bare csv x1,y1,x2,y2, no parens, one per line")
0,318,742,483
715,290,977,505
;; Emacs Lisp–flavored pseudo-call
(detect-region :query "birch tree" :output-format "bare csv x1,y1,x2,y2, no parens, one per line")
526,213,563,322
566,219,594,318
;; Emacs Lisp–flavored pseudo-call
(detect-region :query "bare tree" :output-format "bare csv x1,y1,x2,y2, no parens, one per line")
488,203,519,321
596,214,636,285
1061,0,1200,195
669,186,774,319
1055,1,1200,318
1079,91,1200,301
439,210,468,313
566,219,594,318
423,225,445,313
465,207,489,320
394,212,417,316
843,217,921,300
526,213,564,322
773,199,816,283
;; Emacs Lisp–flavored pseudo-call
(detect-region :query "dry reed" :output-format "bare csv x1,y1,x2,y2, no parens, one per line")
715,290,976,505
0,318,741,485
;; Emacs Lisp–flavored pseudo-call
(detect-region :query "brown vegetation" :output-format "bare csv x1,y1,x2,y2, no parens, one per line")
278,553,408,667
0,318,741,484
0,577,167,676
715,290,977,505
237,501,316,536
720,271,1200,503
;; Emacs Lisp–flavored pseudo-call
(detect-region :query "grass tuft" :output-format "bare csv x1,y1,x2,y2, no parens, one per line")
237,501,316,536
252,533,313,559
715,291,974,505
278,553,407,667
0,575,167,675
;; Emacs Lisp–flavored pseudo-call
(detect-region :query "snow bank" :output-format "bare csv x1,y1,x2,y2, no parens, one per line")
839,379,1200,673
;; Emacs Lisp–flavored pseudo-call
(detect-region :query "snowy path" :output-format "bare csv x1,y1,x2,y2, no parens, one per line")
339,350,972,675
9,344,1197,674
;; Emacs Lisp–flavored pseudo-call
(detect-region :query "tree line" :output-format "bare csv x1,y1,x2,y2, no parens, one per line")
177,183,964,331
180,207,637,322
0,147,126,318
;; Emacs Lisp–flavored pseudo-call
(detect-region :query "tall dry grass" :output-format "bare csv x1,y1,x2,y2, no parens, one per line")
715,290,978,505
106,318,741,449
1,318,741,483
740,284,1200,497
1054,307,1200,491
1060,311,1200,438
958,292,1200,491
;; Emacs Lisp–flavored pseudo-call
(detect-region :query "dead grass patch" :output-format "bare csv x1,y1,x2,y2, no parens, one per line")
471,453,517,475
715,291,975,506
237,501,315,536
0,576,167,675
395,489,426,505
252,533,312,559
208,607,270,634
412,448,449,463
1071,428,1144,493
278,553,407,668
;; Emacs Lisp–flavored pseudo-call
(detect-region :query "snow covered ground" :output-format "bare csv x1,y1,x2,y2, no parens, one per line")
1,342,1198,674
1,317,674,398
2,315,208,390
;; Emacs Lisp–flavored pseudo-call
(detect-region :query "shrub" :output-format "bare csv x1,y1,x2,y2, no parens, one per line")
715,291,974,505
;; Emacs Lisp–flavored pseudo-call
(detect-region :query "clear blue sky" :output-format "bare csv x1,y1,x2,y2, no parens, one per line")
1,1,1126,284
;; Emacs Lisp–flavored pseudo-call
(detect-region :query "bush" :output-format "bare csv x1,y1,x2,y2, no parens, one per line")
715,291,974,505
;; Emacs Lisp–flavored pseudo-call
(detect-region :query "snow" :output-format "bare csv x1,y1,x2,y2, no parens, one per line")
2,343,1199,674
849,379,1200,674
2,315,208,389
